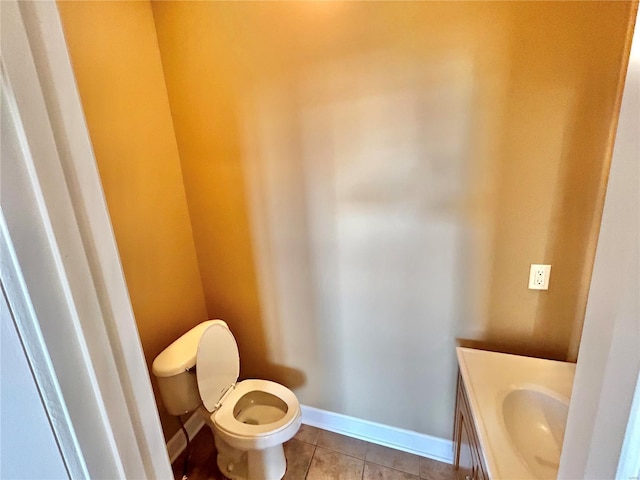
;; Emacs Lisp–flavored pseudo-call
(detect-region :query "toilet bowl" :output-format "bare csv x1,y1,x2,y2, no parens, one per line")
212,379,301,451
152,320,301,480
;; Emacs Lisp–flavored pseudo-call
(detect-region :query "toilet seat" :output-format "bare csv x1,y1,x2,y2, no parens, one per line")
196,322,301,446
213,379,300,438
196,321,240,412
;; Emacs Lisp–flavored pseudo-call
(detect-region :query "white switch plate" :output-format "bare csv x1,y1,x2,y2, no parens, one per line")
529,264,551,290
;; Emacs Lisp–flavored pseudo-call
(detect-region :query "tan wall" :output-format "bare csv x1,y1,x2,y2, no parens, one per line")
57,0,633,443
57,1,209,440
152,1,632,439
484,2,635,361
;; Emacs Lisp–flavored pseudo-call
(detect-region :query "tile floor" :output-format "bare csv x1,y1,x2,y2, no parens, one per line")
172,424,456,480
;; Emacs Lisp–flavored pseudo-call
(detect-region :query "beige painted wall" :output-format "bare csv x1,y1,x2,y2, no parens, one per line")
486,2,636,361
56,0,633,442
57,1,209,440
152,1,632,439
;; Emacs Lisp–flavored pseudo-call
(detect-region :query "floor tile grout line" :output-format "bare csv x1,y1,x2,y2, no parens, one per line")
304,441,426,478
313,444,366,462
303,445,316,480
311,441,424,478
308,431,437,478
364,460,423,480
363,449,422,477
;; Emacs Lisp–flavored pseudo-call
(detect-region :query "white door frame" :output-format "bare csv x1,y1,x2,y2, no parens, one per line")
1,2,636,479
558,7,640,479
0,202,86,479
1,1,171,478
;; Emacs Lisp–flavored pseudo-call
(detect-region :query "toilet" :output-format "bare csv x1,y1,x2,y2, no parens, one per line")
152,320,301,480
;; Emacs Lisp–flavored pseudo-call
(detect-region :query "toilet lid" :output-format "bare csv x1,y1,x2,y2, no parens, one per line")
196,323,240,412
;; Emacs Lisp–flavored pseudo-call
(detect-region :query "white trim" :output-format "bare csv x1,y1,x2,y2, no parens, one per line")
1,16,126,475
617,372,640,479
167,414,206,464
20,1,173,477
301,405,454,464
1,2,172,478
0,211,89,479
558,8,639,479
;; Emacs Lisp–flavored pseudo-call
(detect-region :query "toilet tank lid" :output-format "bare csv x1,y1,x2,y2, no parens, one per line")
152,320,227,377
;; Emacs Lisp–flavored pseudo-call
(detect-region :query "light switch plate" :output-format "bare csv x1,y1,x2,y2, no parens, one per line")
529,264,551,290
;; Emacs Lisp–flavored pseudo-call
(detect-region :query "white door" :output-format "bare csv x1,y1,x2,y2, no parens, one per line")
1,287,70,480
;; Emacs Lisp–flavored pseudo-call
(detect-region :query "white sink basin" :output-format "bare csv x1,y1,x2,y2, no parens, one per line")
456,348,575,479
502,388,569,479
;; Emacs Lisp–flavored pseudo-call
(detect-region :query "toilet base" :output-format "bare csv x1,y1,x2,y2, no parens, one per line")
213,430,287,480
247,445,286,480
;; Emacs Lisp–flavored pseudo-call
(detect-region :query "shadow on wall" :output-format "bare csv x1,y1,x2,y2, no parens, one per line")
239,49,475,435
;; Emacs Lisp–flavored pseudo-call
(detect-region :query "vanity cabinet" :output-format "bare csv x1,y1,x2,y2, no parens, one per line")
454,373,489,480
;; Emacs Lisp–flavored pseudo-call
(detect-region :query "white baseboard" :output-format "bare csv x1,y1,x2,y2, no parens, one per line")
165,405,453,465
166,413,205,464
301,405,453,464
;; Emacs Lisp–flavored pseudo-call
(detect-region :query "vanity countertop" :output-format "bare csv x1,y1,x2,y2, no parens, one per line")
456,347,576,480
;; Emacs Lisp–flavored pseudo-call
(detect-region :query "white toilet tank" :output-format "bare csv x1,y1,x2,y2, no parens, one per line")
152,320,220,416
